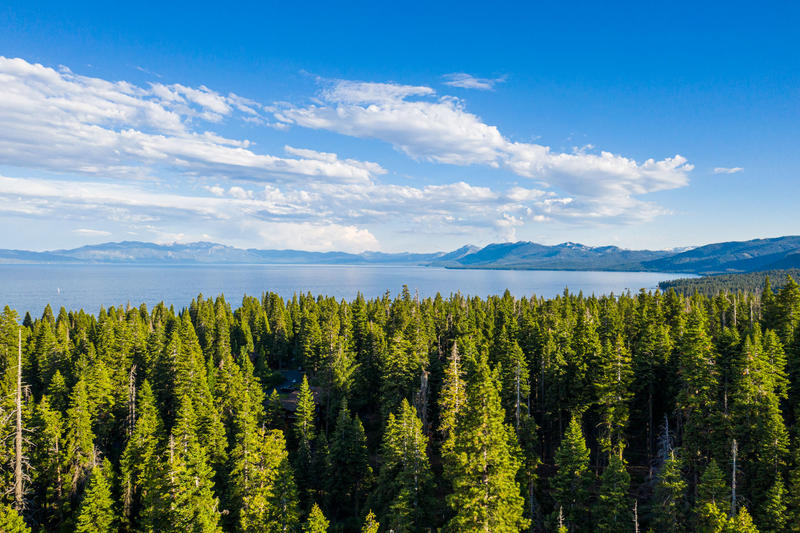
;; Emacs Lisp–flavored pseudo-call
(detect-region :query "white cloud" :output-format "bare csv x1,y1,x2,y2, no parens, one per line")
494,213,524,240
323,80,435,104
228,186,252,200
73,228,112,237
283,145,386,176
713,167,743,174
0,174,381,250
276,84,505,166
274,79,693,220
0,58,697,250
242,220,379,252
0,173,599,249
442,73,506,91
0,57,383,184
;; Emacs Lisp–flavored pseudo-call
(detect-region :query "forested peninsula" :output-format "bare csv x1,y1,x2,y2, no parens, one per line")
660,269,800,297
2,279,800,532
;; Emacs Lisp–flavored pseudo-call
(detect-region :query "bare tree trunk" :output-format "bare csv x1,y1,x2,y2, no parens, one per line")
416,368,430,434
128,365,137,438
14,327,24,511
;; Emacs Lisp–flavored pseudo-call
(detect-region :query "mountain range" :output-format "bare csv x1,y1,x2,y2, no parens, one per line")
2,236,800,275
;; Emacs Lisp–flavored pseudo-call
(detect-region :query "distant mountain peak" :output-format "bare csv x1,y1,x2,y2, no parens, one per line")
3,236,800,274
557,241,590,250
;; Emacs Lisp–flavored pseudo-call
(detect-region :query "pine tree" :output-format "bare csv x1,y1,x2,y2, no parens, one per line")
0,503,30,533
119,380,163,531
759,478,786,533
787,447,800,532
172,314,227,466
731,507,759,532
227,360,298,533
775,275,800,345
761,276,778,331
676,306,720,476
697,459,728,509
568,305,601,412
695,459,728,531
631,294,673,462
161,399,222,533
85,358,116,452
650,450,687,533
594,449,632,533
265,388,284,429
30,396,64,530
312,432,331,510
48,370,69,413
379,329,417,421
298,305,323,373
62,379,96,507
445,354,529,532
0,310,27,512
75,460,115,533
729,330,788,521
303,503,329,533
697,503,760,533
551,414,592,532
293,375,317,509
328,402,372,523
596,335,633,454
234,427,300,533
439,341,466,465
495,330,530,430
373,398,432,531
361,510,379,533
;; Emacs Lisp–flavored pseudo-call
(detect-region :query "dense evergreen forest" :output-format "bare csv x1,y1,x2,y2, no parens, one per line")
659,269,800,297
2,277,800,532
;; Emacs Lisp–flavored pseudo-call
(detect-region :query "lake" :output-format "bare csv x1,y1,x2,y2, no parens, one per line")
0,264,693,315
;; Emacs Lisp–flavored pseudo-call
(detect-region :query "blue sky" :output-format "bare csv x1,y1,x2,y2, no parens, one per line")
0,1,798,252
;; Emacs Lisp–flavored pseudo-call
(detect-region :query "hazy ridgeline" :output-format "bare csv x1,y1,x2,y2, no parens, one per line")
1,280,800,532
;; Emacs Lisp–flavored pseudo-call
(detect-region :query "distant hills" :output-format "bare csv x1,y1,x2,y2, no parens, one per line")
2,236,800,275
0,241,444,266
637,236,800,273
428,241,671,270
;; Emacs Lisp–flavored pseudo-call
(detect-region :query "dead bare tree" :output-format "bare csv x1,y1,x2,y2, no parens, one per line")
12,327,30,512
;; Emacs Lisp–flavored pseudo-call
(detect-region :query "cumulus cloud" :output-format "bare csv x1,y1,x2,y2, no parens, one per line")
274,79,693,219
713,167,743,174
0,58,696,250
0,172,587,249
243,220,379,252
0,57,383,184
442,73,506,90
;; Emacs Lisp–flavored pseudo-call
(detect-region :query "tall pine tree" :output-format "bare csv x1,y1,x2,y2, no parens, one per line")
372,398,432,531
75,460,115,533
550,414,592,533
445,354,528,532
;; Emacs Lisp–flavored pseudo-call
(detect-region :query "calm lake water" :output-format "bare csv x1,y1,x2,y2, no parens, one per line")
0,264,692,315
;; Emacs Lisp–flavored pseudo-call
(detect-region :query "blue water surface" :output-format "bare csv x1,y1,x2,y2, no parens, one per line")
0,264,693,316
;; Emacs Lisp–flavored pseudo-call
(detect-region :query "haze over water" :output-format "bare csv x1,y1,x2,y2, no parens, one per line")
0,264,692,315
